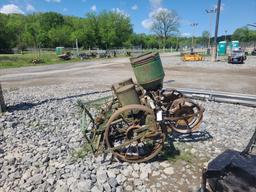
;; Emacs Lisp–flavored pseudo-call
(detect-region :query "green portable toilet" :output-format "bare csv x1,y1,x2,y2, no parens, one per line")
218,41,227,56
56,47,64,55
230,41,239,50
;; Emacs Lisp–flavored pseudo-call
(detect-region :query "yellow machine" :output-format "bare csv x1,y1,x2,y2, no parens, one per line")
182,52,203,61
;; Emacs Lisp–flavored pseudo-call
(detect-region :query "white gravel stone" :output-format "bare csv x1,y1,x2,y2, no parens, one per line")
1,84,256,192
152,171,160,177
96,170,108,184
160,161,170,168
163,167,174,175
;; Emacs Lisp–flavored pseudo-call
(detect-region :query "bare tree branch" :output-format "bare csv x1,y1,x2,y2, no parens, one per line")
151,8,179,48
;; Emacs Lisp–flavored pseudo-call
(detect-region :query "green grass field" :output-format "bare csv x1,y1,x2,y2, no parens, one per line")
0,51,83,69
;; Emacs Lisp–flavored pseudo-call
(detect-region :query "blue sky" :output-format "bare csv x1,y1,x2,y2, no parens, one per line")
0,0,255,37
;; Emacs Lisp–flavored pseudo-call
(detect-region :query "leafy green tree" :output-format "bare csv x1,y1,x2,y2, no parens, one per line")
232,27,256,42
0,13,14,51
84,12,101,48
98,11,132,48
48,26,72,47
202,30,210,47
6,14,26,49
39,12,64,31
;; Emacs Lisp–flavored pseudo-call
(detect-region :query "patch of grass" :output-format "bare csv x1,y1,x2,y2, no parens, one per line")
0,51,79,69
160,144,195,164
170,150,195,163
72,144,93,159
0,51,128,69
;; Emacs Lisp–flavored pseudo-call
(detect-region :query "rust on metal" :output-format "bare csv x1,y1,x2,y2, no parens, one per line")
78,52,205,163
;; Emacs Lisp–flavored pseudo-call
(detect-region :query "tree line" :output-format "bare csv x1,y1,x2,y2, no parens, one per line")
0,11,133,52
0,10,255,53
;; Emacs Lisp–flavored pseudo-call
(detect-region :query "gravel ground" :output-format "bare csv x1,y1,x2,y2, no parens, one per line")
1,55,256,95
1,85,256,192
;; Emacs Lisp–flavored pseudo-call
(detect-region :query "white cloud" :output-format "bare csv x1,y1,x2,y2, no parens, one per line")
141,0,164,30
45,0,61,3
181,32,191,37
142,7,169,30
0,4,24,14
63,8,68,12
112,8,129,17
26,4,35,12
112,8,122,13
149,0,162,9
141,19,153,30
90,5,96,12
149,7,168,17
131,4,138,11
82,0,87,2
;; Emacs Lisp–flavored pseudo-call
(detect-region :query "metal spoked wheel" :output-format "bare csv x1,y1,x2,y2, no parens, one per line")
169,98,204,133
104,104,165,163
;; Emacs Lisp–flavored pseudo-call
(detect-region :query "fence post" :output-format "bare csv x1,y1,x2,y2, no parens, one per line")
0,83,6,113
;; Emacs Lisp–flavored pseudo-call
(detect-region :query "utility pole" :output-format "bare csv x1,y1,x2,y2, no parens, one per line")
205,9,216,49
0,83,6,113
225,30,227,41
212,0,221,62
191,23,198,52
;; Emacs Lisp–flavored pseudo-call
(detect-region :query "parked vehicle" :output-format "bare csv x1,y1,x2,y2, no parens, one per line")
228,48,246,64
58,51,72,60
251,48,256,56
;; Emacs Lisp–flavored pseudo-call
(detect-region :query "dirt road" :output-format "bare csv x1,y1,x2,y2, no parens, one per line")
1,54,256,94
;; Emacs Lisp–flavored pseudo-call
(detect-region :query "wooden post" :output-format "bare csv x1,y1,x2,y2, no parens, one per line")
0,83,6,113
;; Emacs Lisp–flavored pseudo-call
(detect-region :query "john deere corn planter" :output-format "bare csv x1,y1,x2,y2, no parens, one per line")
78,52,204,163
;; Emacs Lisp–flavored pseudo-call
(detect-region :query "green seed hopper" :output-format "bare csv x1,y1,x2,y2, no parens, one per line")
130,52,165,90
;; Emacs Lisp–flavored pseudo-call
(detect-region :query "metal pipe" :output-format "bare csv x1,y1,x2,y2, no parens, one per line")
167,88,256,108
83,87,256,108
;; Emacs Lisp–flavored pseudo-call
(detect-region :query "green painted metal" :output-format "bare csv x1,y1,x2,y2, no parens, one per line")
218,41,227,56
112,78,134,94
115,84,140,106
55,47,64,55
130,52,165,90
